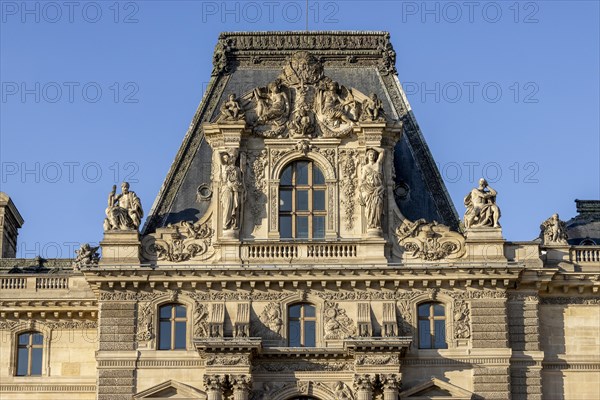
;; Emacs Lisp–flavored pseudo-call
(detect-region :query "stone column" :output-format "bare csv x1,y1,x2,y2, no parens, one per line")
231,375,252,400
354,374,375,400
381,374,401,400
204,375,224,400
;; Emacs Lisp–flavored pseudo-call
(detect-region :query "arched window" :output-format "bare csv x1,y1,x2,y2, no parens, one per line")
288,303,316,347
279,161,326,239
418,302,447,349
158,304,187,350
16,332,43,376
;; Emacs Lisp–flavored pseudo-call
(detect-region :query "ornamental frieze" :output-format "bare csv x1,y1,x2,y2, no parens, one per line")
355,354,400,366
205,355,250,366
253,360,353,373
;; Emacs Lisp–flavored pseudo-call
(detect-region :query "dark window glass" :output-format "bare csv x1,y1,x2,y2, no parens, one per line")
289,320,301,347
297,190,309,211
281,166,292,185
313,190,325,211
296,216,309,239
418,303,447,349
296,162,309,185
288,303,317,347
30,349,43,375
280,190,293,212
313,167,325,184
159,304,187,350
304,321,316,347
313,216,325,239
280,216,292,238
16,332,43,376
279,161,327,239
16,348,29,376
289,304,301,318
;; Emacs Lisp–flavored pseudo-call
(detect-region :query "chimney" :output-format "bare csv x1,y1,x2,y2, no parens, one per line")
0,192,24,258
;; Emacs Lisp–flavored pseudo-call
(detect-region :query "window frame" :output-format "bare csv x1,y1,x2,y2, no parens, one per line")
157,303,188,351
15,331,44,377
288,303,317,348
417,302,448,350
279,161,327,240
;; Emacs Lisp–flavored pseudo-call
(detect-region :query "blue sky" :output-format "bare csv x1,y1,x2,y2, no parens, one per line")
1,0,598,258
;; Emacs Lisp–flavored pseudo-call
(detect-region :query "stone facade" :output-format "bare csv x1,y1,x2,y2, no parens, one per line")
1,32,599,400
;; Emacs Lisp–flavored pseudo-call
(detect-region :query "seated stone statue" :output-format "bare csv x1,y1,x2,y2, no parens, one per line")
220,93,244,121
103,182,143,231
464,178,501,228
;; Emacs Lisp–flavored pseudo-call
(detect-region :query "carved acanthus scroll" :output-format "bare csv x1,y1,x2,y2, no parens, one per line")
395,219,466,261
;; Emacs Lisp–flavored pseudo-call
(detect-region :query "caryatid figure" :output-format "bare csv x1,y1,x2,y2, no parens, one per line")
219,149,245,231
359,148,385,231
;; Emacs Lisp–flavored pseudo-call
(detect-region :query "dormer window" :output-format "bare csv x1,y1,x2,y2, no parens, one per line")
279,161,326,239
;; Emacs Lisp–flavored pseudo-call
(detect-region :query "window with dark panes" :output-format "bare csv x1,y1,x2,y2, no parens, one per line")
279,161,326,239
16,332,43,376
418,302,448,349
288,303,317,347
158,304,187,350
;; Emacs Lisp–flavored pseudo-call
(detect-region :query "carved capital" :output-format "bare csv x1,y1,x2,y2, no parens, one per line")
231,375,253,392
380,374,401,391
353,374,376,392
204,374,224,392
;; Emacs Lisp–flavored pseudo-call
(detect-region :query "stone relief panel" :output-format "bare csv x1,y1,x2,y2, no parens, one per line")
339,149,359,230
395,219,466,261
324,301,356,340
252,302,283,340
246,150,269,228
453,300,471,340
141,218,214,263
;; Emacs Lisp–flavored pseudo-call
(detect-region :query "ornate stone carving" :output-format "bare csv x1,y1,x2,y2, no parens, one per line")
237,51,388,139
324,301,356,340
136,301,153,341
193,299,209,338
253,361,353,373
205,355,250,366
381,374,401,391
359,148,385,231
453,300,471,340
297,381,311,395
355,354,399,365
204,374,224,392
464,178,501,229
540,297,600,305
220,148,245,231
145,219,214,262
73,243,99,269
395,219,466,261
246,150,269,227
340,150,359,229
219,93,245,121
103,182,143,231
212,37,232,76
397,300,413,336
353,374,375,392
333,381,353,400
540,213,568,245
360,94,385,122
253,302,282,339
231,375,252,392
295,139,312,155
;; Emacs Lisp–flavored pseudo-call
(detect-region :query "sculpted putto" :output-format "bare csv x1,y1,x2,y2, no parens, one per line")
219,93,245,121
464,178,501,229
361,93,384,121
103,182,143,231
540,213,568,245
219,149,244,231
359,148,385,231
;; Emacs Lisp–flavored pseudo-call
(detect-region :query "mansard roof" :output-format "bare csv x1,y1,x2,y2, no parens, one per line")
143,31,459,234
